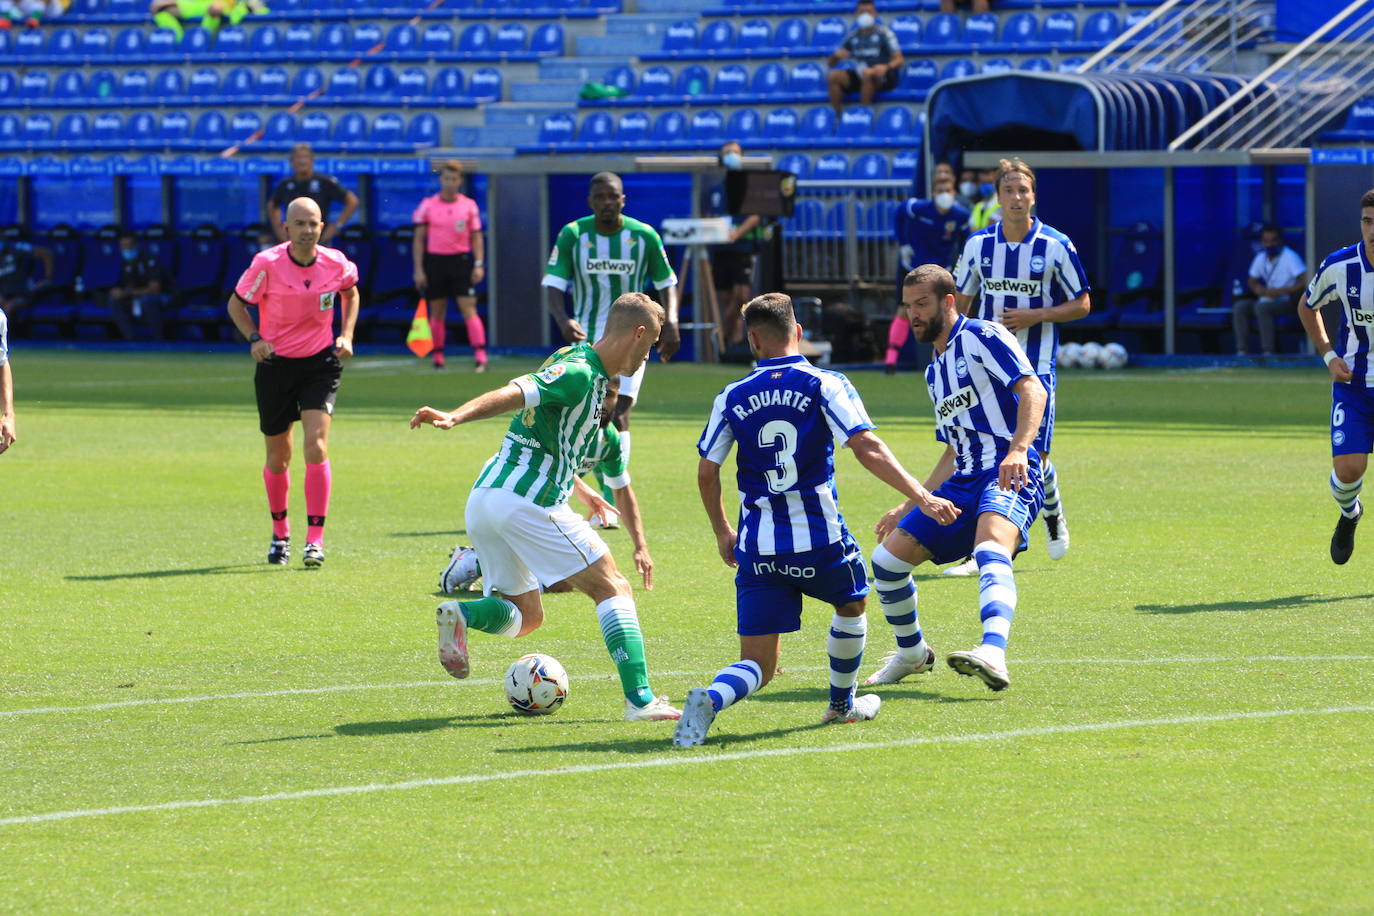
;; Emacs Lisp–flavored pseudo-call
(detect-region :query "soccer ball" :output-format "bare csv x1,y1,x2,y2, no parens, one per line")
1102,342,1129,370
504,653,569,715
1058,342,1083,369
1079,342,1104,369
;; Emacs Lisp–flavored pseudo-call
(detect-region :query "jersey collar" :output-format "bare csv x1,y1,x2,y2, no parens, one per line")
936,314,967,355
1361,243,1374,274
997,217,1040,245
757,354,808,368
580,342,610,377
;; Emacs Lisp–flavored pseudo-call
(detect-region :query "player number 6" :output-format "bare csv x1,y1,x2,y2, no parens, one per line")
1333,403,1346,428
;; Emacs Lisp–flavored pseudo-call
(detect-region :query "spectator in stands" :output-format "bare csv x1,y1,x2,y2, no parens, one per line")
956,168,978,210
1232,223,1307,356
940,0,990,14
884,172,970,373
0,232,54,329
265,144,359,246
826,0,905,117
109,230,171,342
969,167,1001,231
1,0,64,29
150,0,264,39
705,141,768,350
412,159,487,372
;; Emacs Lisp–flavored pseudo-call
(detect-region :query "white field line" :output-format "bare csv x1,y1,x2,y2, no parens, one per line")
3,703,1370,827
3,655,1370,719
36,359,424,390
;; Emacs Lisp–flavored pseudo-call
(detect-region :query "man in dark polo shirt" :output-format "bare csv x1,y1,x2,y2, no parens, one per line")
264,143,360,245
826,0,905,116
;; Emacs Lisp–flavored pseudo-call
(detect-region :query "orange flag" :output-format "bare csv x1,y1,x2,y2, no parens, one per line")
407,299,433,357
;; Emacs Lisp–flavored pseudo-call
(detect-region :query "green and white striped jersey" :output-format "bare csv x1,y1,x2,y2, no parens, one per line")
577,424,630,490
541,215,677,343
472,343,610,508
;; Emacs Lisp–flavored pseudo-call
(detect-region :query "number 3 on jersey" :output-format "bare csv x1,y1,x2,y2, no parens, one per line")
758,419,799,493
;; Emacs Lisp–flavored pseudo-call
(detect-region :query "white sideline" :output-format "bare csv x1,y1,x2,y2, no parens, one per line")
3,655,1371,719
3,704,1371,827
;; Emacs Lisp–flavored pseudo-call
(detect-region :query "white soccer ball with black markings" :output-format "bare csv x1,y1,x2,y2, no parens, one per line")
1058,342,1083,369
1080,342,1104,368
504,653,569,715
1102,342,1128,370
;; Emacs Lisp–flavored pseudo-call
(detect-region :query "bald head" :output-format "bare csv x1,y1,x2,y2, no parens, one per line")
284,197,323,248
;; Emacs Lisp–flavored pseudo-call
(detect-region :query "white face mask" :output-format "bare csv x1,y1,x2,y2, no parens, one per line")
934,192,955,211
856,12,875,28
959,181,978,198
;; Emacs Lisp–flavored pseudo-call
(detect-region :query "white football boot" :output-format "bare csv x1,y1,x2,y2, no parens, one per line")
863,646,936,685
435,601,470,679
943,556,978,576
821,692,881,724
439,545,482,594
946,645,1010,691
1045,512,1070,560
624,695,682,721
671,688,717,746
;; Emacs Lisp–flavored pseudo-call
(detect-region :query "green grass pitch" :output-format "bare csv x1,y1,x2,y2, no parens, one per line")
2,351,1372,913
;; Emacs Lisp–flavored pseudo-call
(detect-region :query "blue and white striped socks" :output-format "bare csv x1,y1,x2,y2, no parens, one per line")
827,614,866,708
1331,471,1363,519
706,660,764,712
1042,460,1062,518
871,544,928,659
974,541,1016,666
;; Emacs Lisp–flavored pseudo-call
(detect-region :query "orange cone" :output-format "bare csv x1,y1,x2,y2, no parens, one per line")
407,299,434,357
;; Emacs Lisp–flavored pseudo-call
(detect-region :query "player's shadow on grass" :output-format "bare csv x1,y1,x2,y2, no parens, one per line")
66,564,267,581
750,687,994,705
1135,592,1374,614
492,721,825,756
389,530,467,538
225,712,514,745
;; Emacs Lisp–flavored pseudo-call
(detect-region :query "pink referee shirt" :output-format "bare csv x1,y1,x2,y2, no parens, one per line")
412,193,482,255
235,242,359,359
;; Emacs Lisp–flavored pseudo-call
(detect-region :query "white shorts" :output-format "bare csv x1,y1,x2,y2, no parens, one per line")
464,486,609,596
617,359,647,403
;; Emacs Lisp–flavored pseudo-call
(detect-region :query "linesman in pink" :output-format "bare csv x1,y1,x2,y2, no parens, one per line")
412,159,487,371
227,197,360,568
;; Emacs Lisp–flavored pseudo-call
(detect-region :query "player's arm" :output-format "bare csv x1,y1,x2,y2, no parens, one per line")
612,482,654,590
697,457,738,568
334,285,359,359
226,291,274,362
471,230,485,286
1298,286,1352,383
266,187,287,242
543,225,585,342
0,361,15,455
410,383,525,430
1280,271,1308,297
1000,291,1091,331
324,188,359,243
412,223,427,291
999,374,1047,491
827,45,850,67
732,215,761,242
849,429,958,524
646,231,681,360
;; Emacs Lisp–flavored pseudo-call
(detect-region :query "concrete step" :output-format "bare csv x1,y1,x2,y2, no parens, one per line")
635,0,714,12
483,102,569,126
605,14,679,36
575,33,661,57
539,55,625,81
462,124,541,148
510,79,583,103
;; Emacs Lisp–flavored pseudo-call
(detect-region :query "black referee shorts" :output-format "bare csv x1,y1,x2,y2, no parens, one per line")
254,345,343,436
710,248,755,290
422,252,476,299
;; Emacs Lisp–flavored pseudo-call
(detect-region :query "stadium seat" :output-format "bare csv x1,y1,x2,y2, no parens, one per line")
85,70,116,100
982,57,1015,75
651,110,687,145
578,112,614,144
125,111,156,149
158,110,191,148
962,12,998,45
922,13,959,47
214,26,247,59
13,28,44,56
773,17,807,51
257,67,290,104
494,23,526,54
751,62,786,96
763,107,799,140
811,17,845,50
229,111,262,143
837,106,873,138
530,23,563,56
735,19,770,52
788,62,825,96
387,24,418,56
329,68,363,100
117,70,150,101
284,23,314,55
698,20,733,53
431,66,465,99
713,64,748,98
775,152,810,179
799,106,835,138
726,108,760,138
56,114,88,150
1041,11,1078,46
941,58,977,80
82,224,123,291
638,65,674,98
0,115,19,151
184,68,220,104
616,111,650,144
113,27,145,57
1000,12,1037,48
898,58,938,95
875,106,914,138
1058,56,1086,73
52,71,86,103
537,112,576,145
175,224,227,309
222,67,256,101
350,22,383,55
192,111,228,146
90,112,123,149
1021,56,1053,72
145,27,180,58
78,29,111,59
1080,11,1119,46
366,65,398,99
46,27,79,59
852,152,890,180
318,23,349,57
421,22,453,54
334,225,373,299
21,71,51,98
676,65,710,97
688,109,724,143
182,26,213,56
264,112,295,148
891,15,921,48
458,24,493,55
291,67,324,98
369,112,406,149
661,20,697,53
892,149,918,180
0,73,14,104
601,65,636,97
468,67,501,100
331,112,367,148
249,24,283,55
298,111,332,143
812,153,848,181
396,67,429,100
152,70,184,102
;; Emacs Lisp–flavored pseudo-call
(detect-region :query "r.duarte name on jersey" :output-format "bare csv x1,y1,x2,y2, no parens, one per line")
982,277,1045,296
730,387,814,420
935,385,979,421
584,258,635,275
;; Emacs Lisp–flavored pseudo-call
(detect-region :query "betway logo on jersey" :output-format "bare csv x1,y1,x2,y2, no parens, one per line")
982,277,1044,296
935,386,979,422
584,258,636,275
1352,305,1374,326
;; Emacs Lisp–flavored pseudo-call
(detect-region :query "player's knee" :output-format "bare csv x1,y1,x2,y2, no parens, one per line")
610,570,633,598
516,605,544,636
871,543,914,578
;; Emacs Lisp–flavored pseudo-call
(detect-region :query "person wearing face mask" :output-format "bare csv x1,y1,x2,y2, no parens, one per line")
1232,223,1307,356
969,168,1002,231
705,141,766,349
956,169,978,211
108,230,171,342
885,174,970,374
826,0,904,117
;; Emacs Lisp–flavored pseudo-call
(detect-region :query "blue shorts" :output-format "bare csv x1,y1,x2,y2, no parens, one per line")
1034,370,1055,455
734,533,869,636
898,455,1044,565
1331,382,1374,456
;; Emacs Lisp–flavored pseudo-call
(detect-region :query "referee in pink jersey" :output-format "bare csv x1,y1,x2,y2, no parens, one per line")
227,197,360,568
412,160,487,372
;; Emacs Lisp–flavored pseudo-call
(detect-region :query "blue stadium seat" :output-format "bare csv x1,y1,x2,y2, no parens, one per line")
735,18,770,51
752,62,786,96
318,23,348,57
899,58,938,95
153,70,184,101
922,13,959,47
852,152,890,180
125,111,156,148
788,61,825,96
229,111,262,143
775,152,810,179
676,64,710,97
433,67,466,100
698,20,733,53
0,115,19,151
811,17,845,50
530,23,563,55
351,22,383,54
249,24,283,55
799,106,835,137
0,72,13,103
222,67,256,101
1041,11,1078,46
579,111,614,144
366,65,398,99
603,65,635,95
175,224,227,306
284,23,313,55
13,29,43,56
1080,11,1119,46
982,57,1015,75
891,15,921,47
784,199,823,240
773,17,807,51
214,26,247,59
407,113,440,148
468,67,501,100
812,153,848,181
257,67,290,103
892,149,918,180
264,112,295,148
46,27,79,59
396,67,429,100
182,26,213,56
53,71,86,102
1058,56,1086,73
458,24,493,55
298,111,331,143
82,225,123,291
662,20,697,53
291,67,324,98
421,22,453,54
90,112,123,148
688,109,724,143
726,108,760,137
639,65,674,97
538,112,576,145
875,106,914,141
118,69,151,101
763,107,798,140
837,106,873,138
494,23,526,54
651,110,687,145
1000,12,1037,48
962,12,998,45
329,68,363,100
56,114,88,149
1338,97,1374,134
158,110,191,148
941,58,977,80
146,27,179,58
192,111,227,146
78,28,111,59
369,112,406,149
185,68,219,103
21,71,51,98
331,112,367,148
387,24,418,55
616,111,650,144
1021,56,1053,72
713,64,748,98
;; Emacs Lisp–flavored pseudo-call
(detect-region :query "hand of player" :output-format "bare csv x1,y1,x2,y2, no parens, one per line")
898,244,915,270
333,336,354,360
714,527,738,568
581,489,616,521
916,491,961,526
413,268,427,292
410,406,458,429
471,265,485,285
250,339,275,363
657,320,681,361
1329,356,1354,383
633,547,654,590
0,415,15,455
999,308,1040,331
560,318,587,343
874,503,908,542
998,447,1031,491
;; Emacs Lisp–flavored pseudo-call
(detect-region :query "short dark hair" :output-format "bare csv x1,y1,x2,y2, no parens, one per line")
118,229,137,242
996,156,1036,193
590,171,623,194
439,159,463,177
903,264,956,300
1361,189,1374,210
742,292,796,340
1260,223,1282,238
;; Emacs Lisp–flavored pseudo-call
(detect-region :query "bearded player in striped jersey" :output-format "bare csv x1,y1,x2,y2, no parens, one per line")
952,157,1090,569
410,292,681,722
543,172,681,488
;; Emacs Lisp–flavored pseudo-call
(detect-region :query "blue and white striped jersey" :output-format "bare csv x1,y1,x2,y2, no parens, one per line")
927,314,1039,475
954,218,1090,374
698,355,875,556
1306,243,1374,387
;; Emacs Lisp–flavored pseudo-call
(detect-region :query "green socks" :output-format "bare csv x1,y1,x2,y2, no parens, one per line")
459,595,521,638
596,597,654,707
